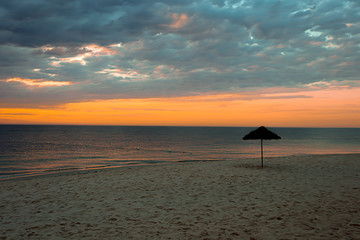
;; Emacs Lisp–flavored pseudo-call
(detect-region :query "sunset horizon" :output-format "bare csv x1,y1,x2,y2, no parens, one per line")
1,85,359,128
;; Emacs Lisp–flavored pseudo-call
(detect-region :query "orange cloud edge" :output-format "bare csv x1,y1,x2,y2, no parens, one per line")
6,78,72,87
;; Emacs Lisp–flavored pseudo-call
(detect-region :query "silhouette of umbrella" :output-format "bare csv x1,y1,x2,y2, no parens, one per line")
243,126,281,167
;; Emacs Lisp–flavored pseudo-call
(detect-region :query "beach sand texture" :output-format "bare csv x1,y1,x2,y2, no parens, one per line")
1,154,359,239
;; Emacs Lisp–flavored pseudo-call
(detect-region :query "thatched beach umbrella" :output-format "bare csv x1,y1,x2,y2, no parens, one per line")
243,126,281,167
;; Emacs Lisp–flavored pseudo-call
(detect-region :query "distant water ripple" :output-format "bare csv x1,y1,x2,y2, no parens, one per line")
0,125,359,180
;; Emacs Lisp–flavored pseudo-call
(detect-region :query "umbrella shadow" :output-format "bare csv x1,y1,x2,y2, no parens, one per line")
233,163,274,170
233,160,293,171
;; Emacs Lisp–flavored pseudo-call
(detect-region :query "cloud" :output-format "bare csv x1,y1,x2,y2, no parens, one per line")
0,0,359,107
164,13,190,29
5,77,72,87
0,112,35,116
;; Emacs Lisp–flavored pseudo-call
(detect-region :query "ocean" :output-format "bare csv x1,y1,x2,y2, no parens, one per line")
1,125,359,180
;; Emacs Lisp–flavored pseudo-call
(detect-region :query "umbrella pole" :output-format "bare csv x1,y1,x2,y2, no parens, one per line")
261,139,264,168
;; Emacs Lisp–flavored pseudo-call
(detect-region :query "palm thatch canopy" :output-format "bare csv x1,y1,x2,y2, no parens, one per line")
243,126,281,140
243,126,281,167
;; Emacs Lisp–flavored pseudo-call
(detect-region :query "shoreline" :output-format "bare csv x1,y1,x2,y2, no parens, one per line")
1,153,359,239
2,152,359,182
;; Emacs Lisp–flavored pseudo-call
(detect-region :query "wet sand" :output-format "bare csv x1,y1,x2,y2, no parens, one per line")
1,154,359,239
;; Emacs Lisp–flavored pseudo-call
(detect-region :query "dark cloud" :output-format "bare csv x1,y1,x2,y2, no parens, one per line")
0,0,359,107
0,0,194,47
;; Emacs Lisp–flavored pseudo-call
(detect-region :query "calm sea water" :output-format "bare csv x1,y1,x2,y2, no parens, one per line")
0,125,359,180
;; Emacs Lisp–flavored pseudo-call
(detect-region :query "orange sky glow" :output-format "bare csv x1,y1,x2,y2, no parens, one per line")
1,87,359,127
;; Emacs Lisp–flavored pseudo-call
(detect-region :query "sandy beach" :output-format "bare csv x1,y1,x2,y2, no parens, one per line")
1,154,359,239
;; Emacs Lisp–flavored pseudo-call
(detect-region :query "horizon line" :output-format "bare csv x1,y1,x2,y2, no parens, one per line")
0,123,359,129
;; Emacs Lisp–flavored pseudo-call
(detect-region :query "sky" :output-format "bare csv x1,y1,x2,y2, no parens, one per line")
0,0,359,127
